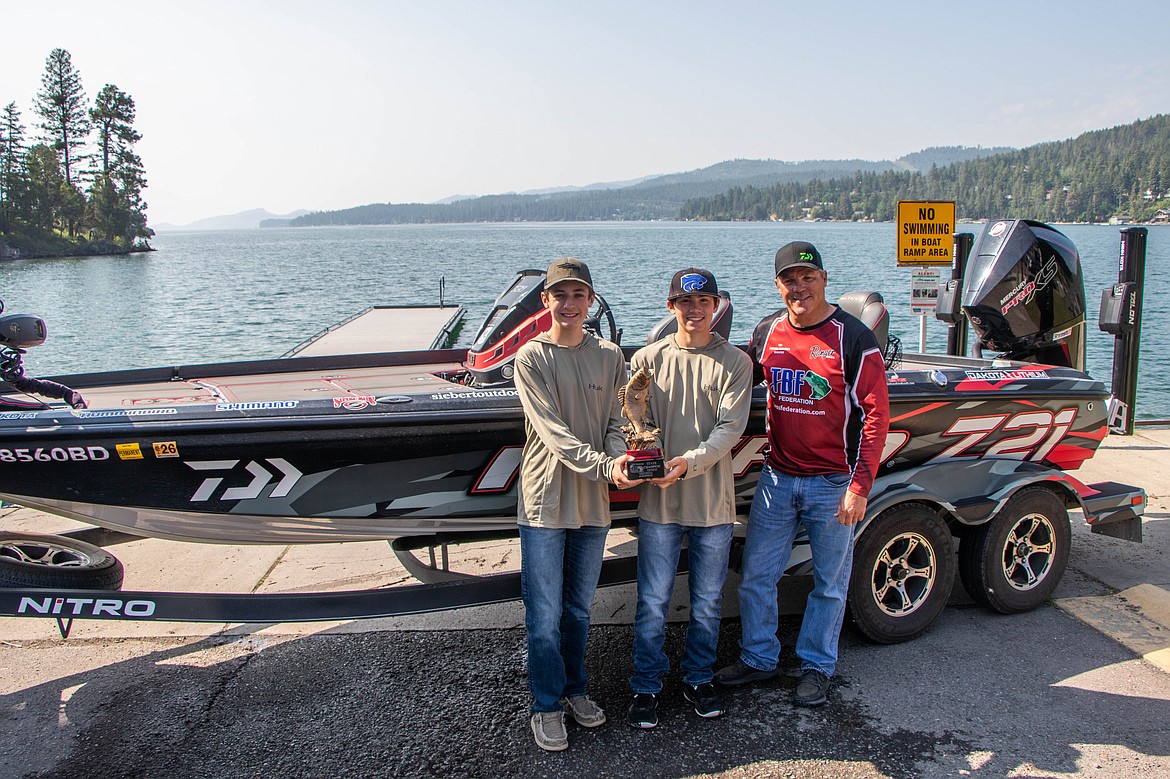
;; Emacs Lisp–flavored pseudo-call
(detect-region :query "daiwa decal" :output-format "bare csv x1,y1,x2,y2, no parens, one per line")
0,446,109,463
186,458,302,502
333,395,377,410
18,595,156,618
116,443,144,460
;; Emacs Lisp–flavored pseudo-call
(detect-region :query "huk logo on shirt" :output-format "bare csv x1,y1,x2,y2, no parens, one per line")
587,383,604,391
769,367,831,401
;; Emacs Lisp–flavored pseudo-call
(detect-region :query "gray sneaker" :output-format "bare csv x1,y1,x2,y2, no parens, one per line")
530,710,569,751
794,669,831,706
562,694,606,728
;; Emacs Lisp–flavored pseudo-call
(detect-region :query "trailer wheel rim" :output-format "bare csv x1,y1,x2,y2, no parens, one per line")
1000,513,1056,591
869,531,937,617
0,538,97,568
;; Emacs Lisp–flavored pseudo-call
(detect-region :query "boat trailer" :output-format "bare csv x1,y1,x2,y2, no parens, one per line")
0,527,683,639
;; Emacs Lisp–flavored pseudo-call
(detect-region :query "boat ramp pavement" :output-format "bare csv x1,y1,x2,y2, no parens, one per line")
1,430,1169,777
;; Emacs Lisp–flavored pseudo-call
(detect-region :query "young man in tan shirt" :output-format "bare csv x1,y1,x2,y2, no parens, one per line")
624,268,753,728
513,257,637,751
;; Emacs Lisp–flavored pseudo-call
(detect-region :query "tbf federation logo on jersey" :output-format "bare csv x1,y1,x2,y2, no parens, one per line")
769,367,831,401
679,273,709,293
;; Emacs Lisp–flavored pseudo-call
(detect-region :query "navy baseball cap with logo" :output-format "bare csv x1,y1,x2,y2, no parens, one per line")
544,257,594,291
668,268,719,300
774,241,824,276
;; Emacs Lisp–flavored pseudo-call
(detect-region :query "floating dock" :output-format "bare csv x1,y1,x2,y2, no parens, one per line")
281,304,466,357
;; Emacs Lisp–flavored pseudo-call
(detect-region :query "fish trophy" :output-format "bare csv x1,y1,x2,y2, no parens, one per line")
619,367,665,480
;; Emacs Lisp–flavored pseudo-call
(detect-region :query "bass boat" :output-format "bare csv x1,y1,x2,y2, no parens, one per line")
0,219,1146,642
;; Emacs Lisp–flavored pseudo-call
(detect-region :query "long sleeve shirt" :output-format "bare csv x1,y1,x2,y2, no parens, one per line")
631,333,753,527
513,331,628,529
748,306,890,498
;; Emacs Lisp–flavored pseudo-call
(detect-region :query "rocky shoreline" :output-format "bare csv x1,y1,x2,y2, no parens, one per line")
0,239,154,261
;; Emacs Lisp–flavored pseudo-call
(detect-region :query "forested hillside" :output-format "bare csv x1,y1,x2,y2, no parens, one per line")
289,149,1007,226
681,116,1169,223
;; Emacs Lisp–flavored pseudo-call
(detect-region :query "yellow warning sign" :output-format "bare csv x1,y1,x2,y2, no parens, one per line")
897,201,955,266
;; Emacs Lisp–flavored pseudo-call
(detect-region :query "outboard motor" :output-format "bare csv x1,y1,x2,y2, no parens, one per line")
0,301,86,409
644,291,734,344
961,219,1086,371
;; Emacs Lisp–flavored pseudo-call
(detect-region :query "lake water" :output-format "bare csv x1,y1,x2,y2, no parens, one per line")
1,222,1166,419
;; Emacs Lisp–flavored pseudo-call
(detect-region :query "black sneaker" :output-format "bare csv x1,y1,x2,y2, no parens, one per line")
794,669,830,706
683,682,725,718
626,693,658,729
714,660,778,687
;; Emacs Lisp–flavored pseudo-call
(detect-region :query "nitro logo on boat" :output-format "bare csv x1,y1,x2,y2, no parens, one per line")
18,595,156,618
333,395,377,410
769,367,831,402
679,273,709,292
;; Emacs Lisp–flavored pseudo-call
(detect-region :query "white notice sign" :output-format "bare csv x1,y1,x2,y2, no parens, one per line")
910,267,940,315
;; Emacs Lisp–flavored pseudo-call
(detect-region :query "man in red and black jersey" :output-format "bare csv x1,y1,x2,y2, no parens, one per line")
716,240,889,706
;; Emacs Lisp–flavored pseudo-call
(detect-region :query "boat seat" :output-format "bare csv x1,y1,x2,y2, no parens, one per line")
837,291,889,348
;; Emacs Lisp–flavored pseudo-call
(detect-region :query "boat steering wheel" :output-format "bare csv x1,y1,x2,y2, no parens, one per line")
583,292,621,345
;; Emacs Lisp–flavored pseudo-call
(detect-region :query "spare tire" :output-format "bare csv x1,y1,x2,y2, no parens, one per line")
0,532,124,590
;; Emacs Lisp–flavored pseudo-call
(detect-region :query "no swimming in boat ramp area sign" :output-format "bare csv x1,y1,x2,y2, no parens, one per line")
897,200,955,266
897,200,954,320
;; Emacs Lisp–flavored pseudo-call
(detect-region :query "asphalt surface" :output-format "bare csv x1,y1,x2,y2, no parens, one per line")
5,587,1169,779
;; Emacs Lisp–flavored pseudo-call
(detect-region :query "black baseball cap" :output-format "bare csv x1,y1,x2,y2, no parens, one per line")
668,268,719,300
774,241,824,276
544,257,594,291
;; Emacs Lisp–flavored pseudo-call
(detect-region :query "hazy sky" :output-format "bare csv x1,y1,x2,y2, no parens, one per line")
3,1,1167,225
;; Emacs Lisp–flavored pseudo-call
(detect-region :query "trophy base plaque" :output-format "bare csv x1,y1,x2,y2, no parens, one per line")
627,448,666,480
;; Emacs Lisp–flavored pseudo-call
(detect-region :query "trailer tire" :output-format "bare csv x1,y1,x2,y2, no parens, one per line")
959,488,1069,614
847,504,955,644
0,532,124,590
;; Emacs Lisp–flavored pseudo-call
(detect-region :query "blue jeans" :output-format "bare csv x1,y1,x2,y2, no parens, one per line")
519,524,609,713
630,519,734,693
737,464,853,677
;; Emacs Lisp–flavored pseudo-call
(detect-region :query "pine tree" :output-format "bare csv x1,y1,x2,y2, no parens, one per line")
34,48,89,191
0,102,29,232
88,84,149,242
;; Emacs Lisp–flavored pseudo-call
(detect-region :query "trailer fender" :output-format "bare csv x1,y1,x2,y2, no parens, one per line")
864,459,1097,530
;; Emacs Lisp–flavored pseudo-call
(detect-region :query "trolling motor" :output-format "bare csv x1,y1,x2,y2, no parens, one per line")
0,301,86,409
